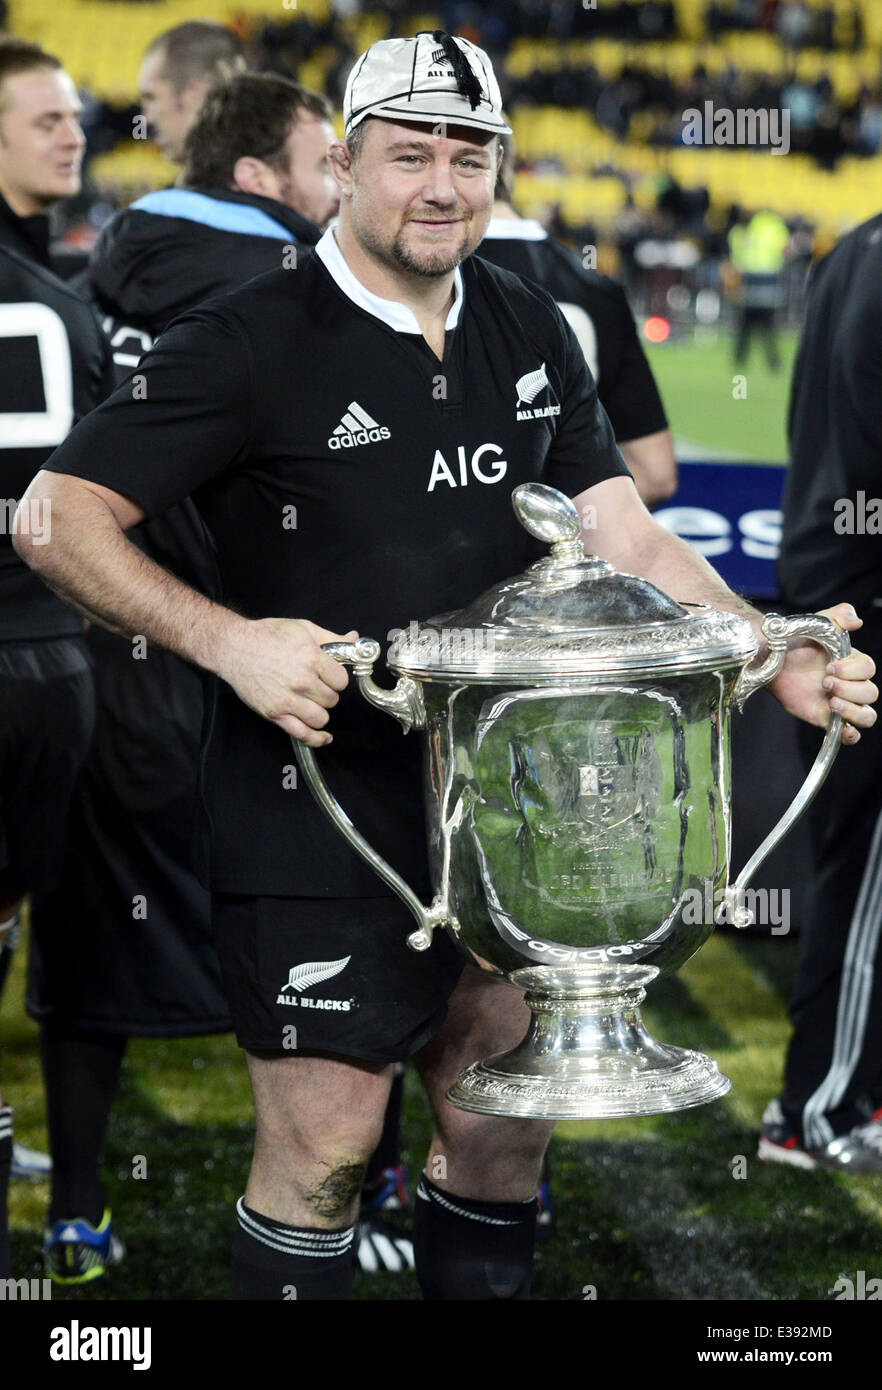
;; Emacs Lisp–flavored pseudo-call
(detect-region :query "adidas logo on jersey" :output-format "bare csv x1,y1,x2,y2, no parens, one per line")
328,401,391,449
276,956,355,1010
515,363,560,421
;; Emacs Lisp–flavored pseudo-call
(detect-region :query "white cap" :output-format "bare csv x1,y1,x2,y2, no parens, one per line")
344,30,511,137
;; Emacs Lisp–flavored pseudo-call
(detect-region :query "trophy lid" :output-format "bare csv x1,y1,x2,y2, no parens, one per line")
389,483,758,681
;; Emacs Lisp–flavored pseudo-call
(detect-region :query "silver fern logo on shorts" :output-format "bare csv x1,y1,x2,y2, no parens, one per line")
276,956,355,1011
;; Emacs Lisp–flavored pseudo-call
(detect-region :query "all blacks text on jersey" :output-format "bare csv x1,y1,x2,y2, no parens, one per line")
515,362,562,422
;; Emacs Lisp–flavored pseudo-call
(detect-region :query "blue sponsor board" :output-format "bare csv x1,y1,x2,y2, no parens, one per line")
653,460,786,599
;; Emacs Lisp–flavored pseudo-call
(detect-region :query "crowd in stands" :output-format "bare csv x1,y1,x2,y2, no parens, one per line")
7,0,880,307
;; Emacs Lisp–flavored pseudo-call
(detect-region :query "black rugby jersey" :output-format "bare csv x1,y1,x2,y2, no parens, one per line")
477,218,668,444
42,228,630,897
778,212,882,614
0,243,113,641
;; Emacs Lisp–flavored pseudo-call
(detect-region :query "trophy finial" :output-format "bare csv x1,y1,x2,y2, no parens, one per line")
512,483,584,566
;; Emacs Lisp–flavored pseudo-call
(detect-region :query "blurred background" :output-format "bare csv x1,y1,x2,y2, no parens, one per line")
5,13,879,300
7,0,882,460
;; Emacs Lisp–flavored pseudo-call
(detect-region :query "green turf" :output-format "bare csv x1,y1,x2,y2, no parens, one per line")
5,920,882,1301
645,330,799,464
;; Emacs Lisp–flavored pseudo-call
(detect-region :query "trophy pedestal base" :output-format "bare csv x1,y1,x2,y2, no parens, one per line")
446,968,731,1119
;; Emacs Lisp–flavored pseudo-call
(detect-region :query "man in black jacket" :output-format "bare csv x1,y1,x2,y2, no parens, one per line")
761,215,882,1172
93,72,335,378
28,71,339,1286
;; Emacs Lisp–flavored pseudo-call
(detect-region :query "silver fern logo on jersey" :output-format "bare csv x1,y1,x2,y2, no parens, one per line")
277,956,355,1011
515,363,560,421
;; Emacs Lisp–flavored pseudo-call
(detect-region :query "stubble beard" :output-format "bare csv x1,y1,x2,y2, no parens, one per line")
355,206,479,279
389,222,473,277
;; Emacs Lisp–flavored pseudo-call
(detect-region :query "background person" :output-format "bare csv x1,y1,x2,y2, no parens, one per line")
0,35,113,1277
478,133,677,508
137,19,246,165
725,206,791,372
762,210,882,1172
28,70,339,1286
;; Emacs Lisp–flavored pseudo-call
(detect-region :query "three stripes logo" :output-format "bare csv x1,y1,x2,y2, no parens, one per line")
276,956,355,1011
328,401,391,450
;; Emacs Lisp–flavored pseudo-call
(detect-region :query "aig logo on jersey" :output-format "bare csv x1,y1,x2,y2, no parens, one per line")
276,956,355,1011
516,362,561,421
328,401,391,449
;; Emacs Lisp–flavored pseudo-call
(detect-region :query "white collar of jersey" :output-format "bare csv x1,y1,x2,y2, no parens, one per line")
481,217,548,241
315,228,464,334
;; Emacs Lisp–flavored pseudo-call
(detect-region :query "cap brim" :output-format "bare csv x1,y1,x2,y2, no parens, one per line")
347,99,511,136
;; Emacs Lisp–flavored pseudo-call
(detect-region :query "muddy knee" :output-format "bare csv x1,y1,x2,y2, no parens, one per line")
303,1158,368,1223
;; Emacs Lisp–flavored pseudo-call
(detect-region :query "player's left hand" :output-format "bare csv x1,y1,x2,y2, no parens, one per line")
767,603,878,745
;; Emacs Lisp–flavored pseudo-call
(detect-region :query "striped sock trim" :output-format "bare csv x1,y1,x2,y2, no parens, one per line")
0,1105,12,1143
235,1198,354,1259
416,1176,528,1226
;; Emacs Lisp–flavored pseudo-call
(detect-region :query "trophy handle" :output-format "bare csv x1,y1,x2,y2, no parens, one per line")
720,613,852,927
291,638,449,952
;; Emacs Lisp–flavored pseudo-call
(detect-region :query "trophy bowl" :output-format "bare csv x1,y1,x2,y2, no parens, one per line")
294,484,848,1118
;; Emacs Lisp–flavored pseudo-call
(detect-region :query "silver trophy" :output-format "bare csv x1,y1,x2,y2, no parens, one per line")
294,484,848,1118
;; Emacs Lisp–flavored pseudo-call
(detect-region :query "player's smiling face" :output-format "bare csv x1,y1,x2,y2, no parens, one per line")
344,118,499,278
0,69,84,215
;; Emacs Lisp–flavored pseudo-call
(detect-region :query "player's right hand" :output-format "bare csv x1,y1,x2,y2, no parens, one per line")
218,617,357,747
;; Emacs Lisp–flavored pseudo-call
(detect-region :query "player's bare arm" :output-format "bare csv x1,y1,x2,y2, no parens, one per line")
616,427,677,508
13,470,352,747
574,473,878,744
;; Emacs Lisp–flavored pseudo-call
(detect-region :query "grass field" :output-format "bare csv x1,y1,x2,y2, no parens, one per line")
646,329,799,464
5,919,882,1303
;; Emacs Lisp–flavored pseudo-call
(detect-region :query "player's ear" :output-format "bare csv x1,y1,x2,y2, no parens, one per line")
328,139,355,196
232,155,269,196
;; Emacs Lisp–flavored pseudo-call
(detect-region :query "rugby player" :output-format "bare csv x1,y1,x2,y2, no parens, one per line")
15,32,877,1301
0,36,113,1277
29,71,339,1286
478,133,677,507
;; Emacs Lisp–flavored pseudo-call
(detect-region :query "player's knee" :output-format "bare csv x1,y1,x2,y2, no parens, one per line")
300,1155,369,1223
438,1110,551,1171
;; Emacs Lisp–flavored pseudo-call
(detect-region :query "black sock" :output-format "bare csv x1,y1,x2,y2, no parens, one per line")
363,1065,405,1193
0,1105,12,1278
232,1198,355,1300
413,1172,537,1300
41,1025,126,1225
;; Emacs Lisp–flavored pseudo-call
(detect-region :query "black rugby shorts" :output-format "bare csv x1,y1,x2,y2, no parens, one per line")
0,637,94,895
211,893,466,1062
